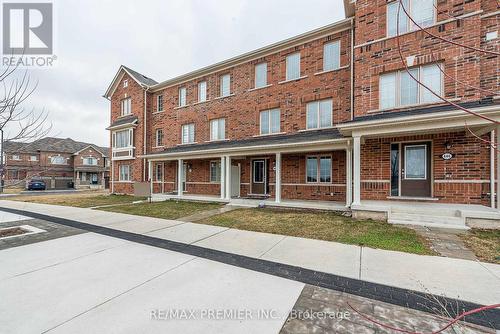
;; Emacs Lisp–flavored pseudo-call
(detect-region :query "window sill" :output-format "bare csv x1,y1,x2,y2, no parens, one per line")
152,146,165,149
278,76,308,85
177,142,198,146
314,65,349,76
247,84,273,92
252,132,286,138
152,111,164,115
115,181,133,183
305,182,335,186
174,105,190,110
204,139,230,143
214,94,235,100
117,114,133,119
193,100,210,105
368,99,460,114
298,126,335,132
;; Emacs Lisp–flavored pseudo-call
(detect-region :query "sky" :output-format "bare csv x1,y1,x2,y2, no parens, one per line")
6,0,346,147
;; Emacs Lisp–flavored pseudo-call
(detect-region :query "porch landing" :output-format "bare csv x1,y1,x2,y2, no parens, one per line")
352,200,500,230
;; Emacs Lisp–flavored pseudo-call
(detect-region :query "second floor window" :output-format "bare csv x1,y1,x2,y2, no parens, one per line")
157,95,164,112
387,0,435,37
182,124,195,144
198,81,207,102
379,63,442,110
119,165,130,181
220,74,231,97
30,155,38,161
260,109,280,135
11,155,20,160
113,129,132,148
155,129,164,147
83,157,97,166
323,41,340,71
286,52,301,80
306,99,333,130
178,87,187,107
51,156,66,165
210,118,225,141
255,63,267,88
121,98,131,116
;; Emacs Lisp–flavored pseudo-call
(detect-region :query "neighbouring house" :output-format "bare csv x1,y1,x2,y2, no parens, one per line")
104,0,499,226
3,137,110,190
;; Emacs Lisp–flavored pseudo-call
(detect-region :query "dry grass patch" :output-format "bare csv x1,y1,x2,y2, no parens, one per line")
197,207,434,255
460,229,500,264
7,193,146,208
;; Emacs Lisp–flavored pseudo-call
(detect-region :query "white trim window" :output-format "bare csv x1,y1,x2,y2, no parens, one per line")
113,129,133,148
260,108,280,135
210,161,221,182
323,41,341,71
379,63,442,109
11,155,20,160
155,163,163,181
178,87,187,107
255,62,267,88
29,155,38,162
121,98,131,116
198,81,207,102
83,157,98,166
286,53,301,80
155,129,164,147
119,165,130,181
306,156,332,183
157,95,164,112
387,0,435,37
182,123,195,144
306,99,333,130
220,74,231,97
123,79,128,88
51,156,66,165
210,118,225,141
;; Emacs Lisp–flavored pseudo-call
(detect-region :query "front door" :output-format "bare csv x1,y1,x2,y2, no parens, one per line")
251,159,266,195
401,143,431,197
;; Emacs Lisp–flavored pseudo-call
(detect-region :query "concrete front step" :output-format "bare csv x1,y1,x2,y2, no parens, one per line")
390,206,461,217
389,213,466,229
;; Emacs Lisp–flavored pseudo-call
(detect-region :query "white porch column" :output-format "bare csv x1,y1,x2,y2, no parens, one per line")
346,144,353,207
225,156,231,200
177,159,183,197
275,153,282,203
148,160,153,196
220,156,226,199
352,135,361,206
496,127,500,210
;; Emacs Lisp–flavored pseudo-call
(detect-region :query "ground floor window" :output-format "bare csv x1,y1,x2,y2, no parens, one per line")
306,156,331,183
155,164,163,181
119,165,130,181
210,161,221,182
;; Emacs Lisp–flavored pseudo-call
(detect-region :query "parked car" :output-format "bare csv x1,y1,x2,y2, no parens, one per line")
27,179,46,191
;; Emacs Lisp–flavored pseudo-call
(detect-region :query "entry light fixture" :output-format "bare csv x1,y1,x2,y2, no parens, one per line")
444,142,452,150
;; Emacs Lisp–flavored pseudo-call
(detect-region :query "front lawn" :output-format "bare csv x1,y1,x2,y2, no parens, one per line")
98,200,223,220
197,207,435,255
7,193,146,208
460,229,500,264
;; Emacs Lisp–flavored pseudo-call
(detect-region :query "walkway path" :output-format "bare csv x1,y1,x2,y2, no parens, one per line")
0,200,499,310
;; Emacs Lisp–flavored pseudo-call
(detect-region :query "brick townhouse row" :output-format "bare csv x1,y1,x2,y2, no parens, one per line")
104,0,499,216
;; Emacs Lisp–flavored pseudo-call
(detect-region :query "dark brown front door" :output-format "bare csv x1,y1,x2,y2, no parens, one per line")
401,143,431,197
251,159,266,195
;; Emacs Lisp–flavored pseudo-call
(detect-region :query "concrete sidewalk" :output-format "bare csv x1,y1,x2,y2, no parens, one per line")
1,200,499,306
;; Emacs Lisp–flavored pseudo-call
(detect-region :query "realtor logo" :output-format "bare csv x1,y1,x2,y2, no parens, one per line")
2,2,53,54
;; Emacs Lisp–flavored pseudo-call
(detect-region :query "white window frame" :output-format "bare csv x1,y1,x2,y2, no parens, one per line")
220,74,231,97
210,118,225,141
254,62,267,88
12,155,20,160
181,123,195,144
120,98,131,116
286,52,301,81
198,81,207,102
210,161,221,183
386,0,437,37
306,155,332,184
157,95,164,112
379,63,443,110
306,99,333,130
83,157,98,166
155,129,164,147
323,40,341,72
260,109,281,135
178,87,187,107
123,79,128,88
119,165,131,181
51,156,66,165
155,163,163,182
112,128,133,149
30,155,38,162
404,144,427,180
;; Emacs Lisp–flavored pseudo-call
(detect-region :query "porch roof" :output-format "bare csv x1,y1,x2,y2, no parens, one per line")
142,128,347,160
106,115,138,130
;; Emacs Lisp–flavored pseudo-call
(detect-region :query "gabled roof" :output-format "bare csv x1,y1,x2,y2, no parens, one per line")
3,137,110,157
103,65,158,99
73,144,110,157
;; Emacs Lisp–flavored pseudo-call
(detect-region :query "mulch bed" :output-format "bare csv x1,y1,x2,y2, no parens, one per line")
0,227,27,238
